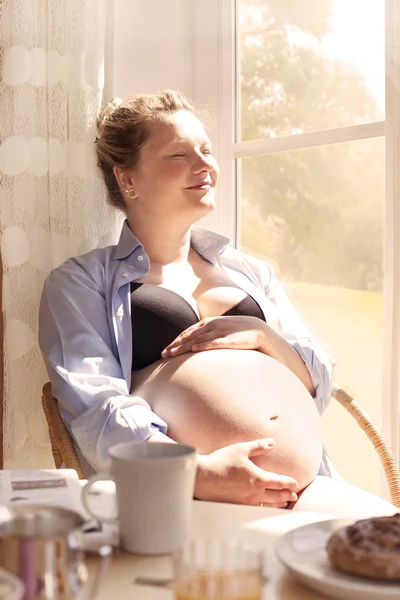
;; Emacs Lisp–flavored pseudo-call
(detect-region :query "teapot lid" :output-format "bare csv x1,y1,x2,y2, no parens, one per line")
0,505,85,538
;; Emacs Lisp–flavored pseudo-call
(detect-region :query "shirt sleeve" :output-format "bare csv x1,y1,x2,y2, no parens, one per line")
39,261,167,474
263,265,336,414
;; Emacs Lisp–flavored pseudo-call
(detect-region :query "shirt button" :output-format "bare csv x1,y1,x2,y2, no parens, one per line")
137,254,144,261
122,272,129,278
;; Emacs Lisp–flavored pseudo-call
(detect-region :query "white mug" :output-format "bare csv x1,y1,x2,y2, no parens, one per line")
82,441,197,555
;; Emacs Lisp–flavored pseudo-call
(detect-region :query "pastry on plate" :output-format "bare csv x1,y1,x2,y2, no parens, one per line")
326,513,400,580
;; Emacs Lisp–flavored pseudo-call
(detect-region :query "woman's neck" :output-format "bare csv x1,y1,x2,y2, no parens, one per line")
126,214,192,266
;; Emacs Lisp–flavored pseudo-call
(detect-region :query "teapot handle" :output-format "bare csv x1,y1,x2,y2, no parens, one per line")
87,544,112,600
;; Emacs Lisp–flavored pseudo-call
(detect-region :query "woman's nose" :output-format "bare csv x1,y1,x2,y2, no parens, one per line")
192,154,213,173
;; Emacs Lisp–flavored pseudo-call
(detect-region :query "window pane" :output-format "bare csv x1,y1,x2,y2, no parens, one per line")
239,137,384,495
238,0,384,141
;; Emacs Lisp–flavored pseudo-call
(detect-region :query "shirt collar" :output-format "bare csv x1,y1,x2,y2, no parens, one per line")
190,225,230,262
113,220,231,263
113,220,142,260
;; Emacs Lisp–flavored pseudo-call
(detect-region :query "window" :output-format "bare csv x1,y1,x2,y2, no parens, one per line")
214,0,400,495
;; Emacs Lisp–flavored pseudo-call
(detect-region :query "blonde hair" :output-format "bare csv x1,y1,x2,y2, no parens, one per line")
96,90,196,211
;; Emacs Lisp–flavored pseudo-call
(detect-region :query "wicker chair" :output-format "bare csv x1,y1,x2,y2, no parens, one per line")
41,381,400,506
42,382,85,480
331,383,400,508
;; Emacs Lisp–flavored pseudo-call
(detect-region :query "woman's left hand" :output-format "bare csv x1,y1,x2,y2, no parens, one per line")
161,316,271,358
162,314,316,396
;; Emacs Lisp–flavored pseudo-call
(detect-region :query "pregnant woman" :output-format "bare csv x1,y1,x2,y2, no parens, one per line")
39,90,395,514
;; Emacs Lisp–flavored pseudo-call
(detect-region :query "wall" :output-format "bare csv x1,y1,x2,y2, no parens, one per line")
109,0,229,233
112,0,195,99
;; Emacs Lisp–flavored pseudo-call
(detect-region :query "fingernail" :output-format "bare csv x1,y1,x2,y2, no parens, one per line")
291,493,298,501
161,350,167,358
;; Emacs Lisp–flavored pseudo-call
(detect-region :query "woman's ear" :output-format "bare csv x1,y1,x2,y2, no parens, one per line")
113,167,135,192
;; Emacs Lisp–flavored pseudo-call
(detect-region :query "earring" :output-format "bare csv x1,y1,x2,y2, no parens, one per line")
124,188,138,199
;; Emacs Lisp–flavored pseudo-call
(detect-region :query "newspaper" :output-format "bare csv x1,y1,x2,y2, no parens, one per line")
0,469,85,514
0,470,119,550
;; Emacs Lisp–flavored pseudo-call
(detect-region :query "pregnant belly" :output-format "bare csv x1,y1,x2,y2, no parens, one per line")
131,349,323,489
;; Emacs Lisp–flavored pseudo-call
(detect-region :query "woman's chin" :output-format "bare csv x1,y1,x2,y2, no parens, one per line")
191,199,215,223
186,188,216,209
198,190,215,208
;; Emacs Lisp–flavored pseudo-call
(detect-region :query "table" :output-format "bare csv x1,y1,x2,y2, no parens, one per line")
90,501,337,599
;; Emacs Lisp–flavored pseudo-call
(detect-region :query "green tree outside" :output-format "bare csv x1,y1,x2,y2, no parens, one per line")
239,0,383,291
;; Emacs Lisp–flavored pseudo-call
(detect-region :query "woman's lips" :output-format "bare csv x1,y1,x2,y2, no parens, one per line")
187,183,212,190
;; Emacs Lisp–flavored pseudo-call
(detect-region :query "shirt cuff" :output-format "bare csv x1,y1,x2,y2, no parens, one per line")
291,341,334,414
71,398,168,472
122,403,168,438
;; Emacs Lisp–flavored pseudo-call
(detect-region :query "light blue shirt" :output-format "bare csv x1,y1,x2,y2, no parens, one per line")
39,221,335,476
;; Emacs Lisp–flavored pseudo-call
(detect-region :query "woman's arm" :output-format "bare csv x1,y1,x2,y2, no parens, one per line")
258,323,315,395
39,260,167,474
221,249,335,411
260,264,336,413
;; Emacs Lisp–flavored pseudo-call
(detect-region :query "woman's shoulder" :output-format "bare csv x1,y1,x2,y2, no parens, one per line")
44,244,118,293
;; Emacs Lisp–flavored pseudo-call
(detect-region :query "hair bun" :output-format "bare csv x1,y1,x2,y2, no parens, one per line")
97,97,123,132
105,97,122,117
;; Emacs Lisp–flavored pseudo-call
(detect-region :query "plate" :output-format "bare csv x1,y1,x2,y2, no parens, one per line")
275,518,400,600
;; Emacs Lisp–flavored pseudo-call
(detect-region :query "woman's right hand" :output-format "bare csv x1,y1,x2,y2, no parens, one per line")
194,438,299,508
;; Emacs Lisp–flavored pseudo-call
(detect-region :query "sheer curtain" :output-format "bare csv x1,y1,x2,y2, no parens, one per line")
0,0,118,468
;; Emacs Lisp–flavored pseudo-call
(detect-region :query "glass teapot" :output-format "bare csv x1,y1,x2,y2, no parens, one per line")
0,505,111,600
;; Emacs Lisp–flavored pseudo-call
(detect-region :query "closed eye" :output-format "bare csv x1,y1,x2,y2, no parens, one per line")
171,153,186,158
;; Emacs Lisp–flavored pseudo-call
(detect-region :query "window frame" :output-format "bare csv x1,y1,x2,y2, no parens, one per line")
214,0,400,493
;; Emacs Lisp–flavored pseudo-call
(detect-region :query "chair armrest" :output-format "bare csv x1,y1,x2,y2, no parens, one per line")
332,382,400,508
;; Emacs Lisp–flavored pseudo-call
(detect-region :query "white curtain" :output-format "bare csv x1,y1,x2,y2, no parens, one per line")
0,0,118,468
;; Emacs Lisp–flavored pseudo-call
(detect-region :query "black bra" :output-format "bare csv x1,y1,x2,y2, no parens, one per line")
130,282,265,370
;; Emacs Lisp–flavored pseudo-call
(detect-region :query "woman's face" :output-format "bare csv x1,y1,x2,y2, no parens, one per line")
128,110,219,220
